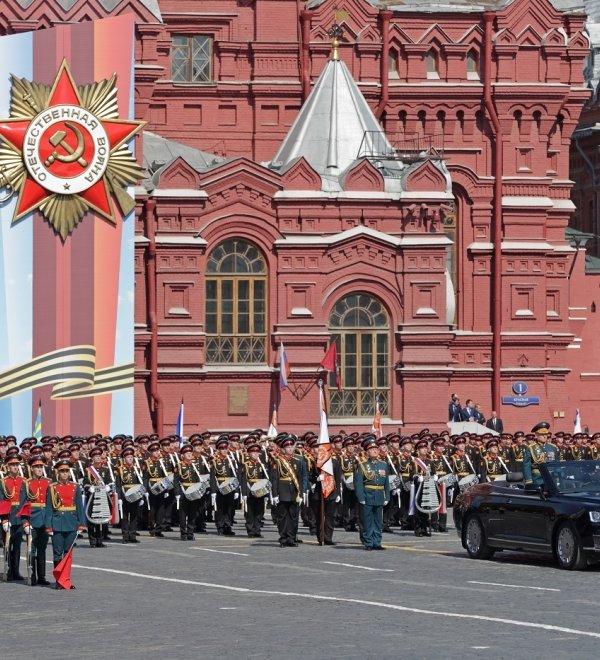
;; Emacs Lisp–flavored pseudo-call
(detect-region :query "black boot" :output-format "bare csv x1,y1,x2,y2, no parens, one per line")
37,556,50,586
10,546,23,580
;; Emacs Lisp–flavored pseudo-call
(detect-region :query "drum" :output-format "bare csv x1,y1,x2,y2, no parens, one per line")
343,473,354,491
438,473,458,487
388,474,401,491
183,475,210,501
218,477,240,495
458,474,479,492
124,483,146,503
249,479,271,498
149,475,173,496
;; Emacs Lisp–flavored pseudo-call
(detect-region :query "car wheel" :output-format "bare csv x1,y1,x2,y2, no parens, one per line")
554,522,587,570
464,514,495,560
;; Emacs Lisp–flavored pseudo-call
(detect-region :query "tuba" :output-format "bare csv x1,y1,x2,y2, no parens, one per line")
86,486,112,525
415,472,441,515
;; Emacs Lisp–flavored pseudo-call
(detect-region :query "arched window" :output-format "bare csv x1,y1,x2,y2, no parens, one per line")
426,49,439,79
388,49,399,79
466,49,479,79
328,293,389,418
205,239,267,364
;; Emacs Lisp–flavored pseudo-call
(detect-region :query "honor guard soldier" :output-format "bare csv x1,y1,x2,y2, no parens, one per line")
398,438,415,530
24,456,51,585
412,438,434,537
270,436,304,547
239,441,270,538
523,422,558,487
481,439,509,482
430,437,454,532
355,437,390,550
0,453,28,580
210,436,239,536
115,447,144,543
174,444,207,541
145,441,173,537
307,437,342,546
44,459,86,589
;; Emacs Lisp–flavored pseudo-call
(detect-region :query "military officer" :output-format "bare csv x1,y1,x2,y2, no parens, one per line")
523,422,558,486
355,437,390,550
145,441,173,537
44,459,86,589
340,437,359,532
82,447,113,548
481,439,509,481
24,456,52,585
398,438,415,530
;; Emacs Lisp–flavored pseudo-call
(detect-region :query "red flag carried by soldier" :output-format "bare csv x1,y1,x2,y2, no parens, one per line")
53,547,74,590
320,341,341,391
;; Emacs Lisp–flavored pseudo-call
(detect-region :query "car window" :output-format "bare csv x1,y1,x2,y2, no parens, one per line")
545,460,600,493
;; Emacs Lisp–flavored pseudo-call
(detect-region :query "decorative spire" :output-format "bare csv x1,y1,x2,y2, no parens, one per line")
328,22,343,61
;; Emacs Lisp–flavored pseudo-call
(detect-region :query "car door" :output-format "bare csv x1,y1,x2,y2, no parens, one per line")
499,489,555,549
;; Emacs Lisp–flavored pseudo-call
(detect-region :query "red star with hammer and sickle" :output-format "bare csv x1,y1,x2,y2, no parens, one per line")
0,60,141,220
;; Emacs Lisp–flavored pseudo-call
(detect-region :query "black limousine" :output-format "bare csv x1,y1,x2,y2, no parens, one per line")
453,460,600,570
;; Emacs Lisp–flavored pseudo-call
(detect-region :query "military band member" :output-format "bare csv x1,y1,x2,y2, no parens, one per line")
340,437,359,532
24,456,51,585
115,447,144,543
355,437,390,550
44,459,86,589
481,439,509,482
240,441,270,538
523,422,557,486
430,437,453,532
210,436,239,536
412,438,434,537
270,436,303,547
191,437,210,534
174,444,207,541
0,453,28,580
307,437,342,546
398,438,415,530
145,441,174,537
82,447,113,548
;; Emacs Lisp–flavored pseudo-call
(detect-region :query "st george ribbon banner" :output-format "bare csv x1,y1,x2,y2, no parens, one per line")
0,15,141,436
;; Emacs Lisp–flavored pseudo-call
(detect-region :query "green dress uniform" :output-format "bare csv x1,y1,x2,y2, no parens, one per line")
44,480,86,565
355,454,390,550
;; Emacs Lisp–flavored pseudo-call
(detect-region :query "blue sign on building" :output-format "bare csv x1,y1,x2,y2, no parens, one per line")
503,381,539,406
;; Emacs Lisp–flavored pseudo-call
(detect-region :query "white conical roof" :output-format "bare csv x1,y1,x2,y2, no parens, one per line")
270,57,391,177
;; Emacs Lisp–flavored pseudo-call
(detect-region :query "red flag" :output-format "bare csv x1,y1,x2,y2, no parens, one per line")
0,501,11,516
16,502,31,518
52,547,74,590
320,342,341,391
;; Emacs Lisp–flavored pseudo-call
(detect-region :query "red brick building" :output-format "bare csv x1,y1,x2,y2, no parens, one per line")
3,0,600,435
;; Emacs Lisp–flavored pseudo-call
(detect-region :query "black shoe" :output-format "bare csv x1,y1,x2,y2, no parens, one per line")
30,576,37,586
187,535,195,541
37,578,50,586
373,546,386,551
69,585,76,590
164,527,173,532
288,542,298,547
129,538,140,544
96,542,106,548
295,538,303,544
279,542,288,548
154,532,164,538
255,533,264,538
121,539,129,544
197,529,208,534
437,528,448,533
324,540,336,546
382,528,394,534
365,546,373,551
55,583,62,590
13,573,24,581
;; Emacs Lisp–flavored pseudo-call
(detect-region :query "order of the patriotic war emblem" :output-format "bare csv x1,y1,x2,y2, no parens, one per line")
0,60,144,240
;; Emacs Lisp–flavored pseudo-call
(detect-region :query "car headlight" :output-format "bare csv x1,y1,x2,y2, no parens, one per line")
588,511,600,523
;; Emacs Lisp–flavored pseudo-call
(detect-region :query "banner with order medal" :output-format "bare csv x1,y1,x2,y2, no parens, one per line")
0,15,142,437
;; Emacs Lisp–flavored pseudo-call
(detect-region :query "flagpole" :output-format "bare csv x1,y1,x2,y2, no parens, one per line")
318,379,325,547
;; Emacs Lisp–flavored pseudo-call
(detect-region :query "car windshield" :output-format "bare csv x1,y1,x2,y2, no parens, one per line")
545,460,600,493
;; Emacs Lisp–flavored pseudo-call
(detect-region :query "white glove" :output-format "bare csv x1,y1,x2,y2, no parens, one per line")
211,493,217,508
335,495,341,503
47,530,53,537
271,496,279,505
2,522,8,533
105,485,112,492
391,489,398,496
310,484,316,493
434,475,439,482
318,474,324,482
76,530,84,539
234,492,239,500
163,492,169,499
418,476,424,483
22,524,30,536
359,500,366,505
302,493,308,507
384,500,389,506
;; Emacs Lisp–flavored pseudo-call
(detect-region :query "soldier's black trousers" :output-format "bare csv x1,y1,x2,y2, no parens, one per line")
179,497,201,538
121,499,140,541
245,495,265,536
341,485,358,530
88,523,103,546
310,497,335,543
400,489,414,529
149,492,166,532
215,492,235,532
277,500,298,544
